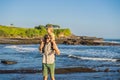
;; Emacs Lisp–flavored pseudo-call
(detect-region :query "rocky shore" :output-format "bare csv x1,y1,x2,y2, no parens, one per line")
0,67,119,74
0,67,94,74
0,36,120,46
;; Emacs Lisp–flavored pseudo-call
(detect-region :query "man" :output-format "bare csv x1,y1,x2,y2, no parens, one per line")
39,35,60,80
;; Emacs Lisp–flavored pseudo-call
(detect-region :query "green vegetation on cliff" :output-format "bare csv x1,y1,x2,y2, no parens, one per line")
0,25,71,38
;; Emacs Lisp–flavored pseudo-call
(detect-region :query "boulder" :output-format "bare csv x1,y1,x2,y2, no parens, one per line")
1,60,17,65
117,70,120,72
104,68,110,72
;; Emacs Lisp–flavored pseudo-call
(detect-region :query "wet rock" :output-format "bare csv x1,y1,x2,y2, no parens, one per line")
117,70,120,72
0,38,120,46
0,67,97,74
1,60,17,65
116,59,120,62
55,67,96,74
104,68,109,72
63,39,81,45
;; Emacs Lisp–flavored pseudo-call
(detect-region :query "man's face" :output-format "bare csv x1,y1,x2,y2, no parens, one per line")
45,36,50,43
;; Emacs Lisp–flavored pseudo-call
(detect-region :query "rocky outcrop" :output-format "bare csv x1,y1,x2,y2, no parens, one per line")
0,67,96,74
0,67,119,74
0,38,41,44
0,36,120,46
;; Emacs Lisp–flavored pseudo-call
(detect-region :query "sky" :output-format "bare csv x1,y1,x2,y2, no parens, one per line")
0,0,120,39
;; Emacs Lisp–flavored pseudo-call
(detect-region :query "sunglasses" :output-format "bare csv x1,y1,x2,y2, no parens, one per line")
45,37,50,40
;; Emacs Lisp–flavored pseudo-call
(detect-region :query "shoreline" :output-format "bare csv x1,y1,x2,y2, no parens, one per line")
0,38,120,46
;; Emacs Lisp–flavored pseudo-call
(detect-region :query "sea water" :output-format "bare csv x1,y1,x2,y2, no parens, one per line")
0,39,120,80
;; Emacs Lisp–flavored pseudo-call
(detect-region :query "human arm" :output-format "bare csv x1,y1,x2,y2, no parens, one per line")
51,41,60,55
39,39,44,53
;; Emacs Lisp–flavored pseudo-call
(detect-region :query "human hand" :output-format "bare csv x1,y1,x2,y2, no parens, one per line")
40,39,43,42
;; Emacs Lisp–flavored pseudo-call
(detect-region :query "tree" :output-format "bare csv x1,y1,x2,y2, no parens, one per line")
10,24,14,27
53,25,60,28
35,25,45,29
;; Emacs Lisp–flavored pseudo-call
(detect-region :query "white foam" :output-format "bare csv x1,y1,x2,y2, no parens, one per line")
103,41,120,44
16,47,37,52
5,45,18,48
5,45,37,52
68,54,118,62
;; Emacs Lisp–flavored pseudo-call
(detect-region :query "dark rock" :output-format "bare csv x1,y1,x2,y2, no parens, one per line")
1,60,17,65
116,59,120,62
63,38,81,45
117,70,120,72
0,37,120,46
104,68,109,72
0,67,96,74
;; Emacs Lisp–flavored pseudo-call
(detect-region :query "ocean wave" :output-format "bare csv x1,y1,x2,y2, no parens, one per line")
68,54,119,62
5,45,18,48
5,45,37,52
103,41,120,44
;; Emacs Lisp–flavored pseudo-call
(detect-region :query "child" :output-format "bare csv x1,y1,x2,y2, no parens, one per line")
39,24,60,55
46,24,55,41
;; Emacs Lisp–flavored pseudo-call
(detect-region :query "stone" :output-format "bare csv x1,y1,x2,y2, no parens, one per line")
1,60,17,65
117,70,120,72
104,68,109,72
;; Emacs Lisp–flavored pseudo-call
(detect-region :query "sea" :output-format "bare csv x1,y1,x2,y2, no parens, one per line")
0,39,120,80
